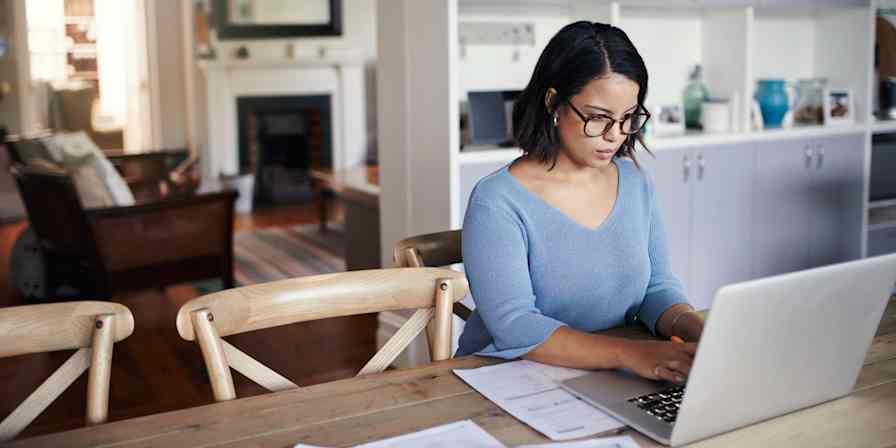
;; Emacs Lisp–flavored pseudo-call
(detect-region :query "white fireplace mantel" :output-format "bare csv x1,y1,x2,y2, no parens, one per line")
198,55,367,179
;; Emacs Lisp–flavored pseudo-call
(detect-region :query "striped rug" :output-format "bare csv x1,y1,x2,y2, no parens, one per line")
233,224,345,286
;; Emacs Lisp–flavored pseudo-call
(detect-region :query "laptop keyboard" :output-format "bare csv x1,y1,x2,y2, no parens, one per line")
627,386,686,424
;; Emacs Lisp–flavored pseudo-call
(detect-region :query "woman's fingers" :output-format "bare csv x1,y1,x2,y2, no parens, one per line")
680,342,698,356
665,358,692,377
654,365,685,384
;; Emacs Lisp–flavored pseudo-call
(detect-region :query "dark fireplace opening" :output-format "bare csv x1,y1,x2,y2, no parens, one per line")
237,95,332,207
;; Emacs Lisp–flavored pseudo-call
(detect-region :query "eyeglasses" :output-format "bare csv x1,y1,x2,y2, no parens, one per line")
564,99,651,138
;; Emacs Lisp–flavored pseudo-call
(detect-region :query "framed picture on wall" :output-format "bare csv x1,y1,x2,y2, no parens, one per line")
212,0,342,39
823,88,854,126
194,0,216,59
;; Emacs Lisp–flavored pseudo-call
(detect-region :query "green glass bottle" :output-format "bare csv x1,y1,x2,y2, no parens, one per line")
683,65,709,130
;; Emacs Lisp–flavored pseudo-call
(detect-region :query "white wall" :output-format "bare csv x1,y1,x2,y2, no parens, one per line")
154,2,187,150
457,12,570,100
619,7,703,108
183,0,378,165
0,0,25,134
377,0,458,367
211,0,377,61
753,11,815,81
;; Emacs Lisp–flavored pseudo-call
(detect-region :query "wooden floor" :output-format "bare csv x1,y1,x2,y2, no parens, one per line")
0,203,378,439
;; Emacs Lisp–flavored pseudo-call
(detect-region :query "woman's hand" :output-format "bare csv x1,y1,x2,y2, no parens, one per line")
656,304,705,343
619,339,697,384
673,311,704,343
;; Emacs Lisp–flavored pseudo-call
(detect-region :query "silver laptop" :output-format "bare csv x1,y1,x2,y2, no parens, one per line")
561,254,896,446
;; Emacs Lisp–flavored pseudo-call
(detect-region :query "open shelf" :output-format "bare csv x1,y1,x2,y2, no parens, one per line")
752,5,871,125
872,118,896,134
394,0,879,253
458,147,523,164
618,4,750,129
869,198,896,209
646,123,867,149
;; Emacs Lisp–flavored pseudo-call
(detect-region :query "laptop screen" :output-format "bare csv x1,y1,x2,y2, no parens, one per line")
467,90,521,146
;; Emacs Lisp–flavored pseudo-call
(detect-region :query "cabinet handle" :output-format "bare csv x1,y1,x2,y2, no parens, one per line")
682,154,690,182
816,144,825,170
804,145,814,169
697,153,705,181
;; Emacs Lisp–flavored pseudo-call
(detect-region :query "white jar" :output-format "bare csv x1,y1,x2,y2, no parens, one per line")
701,99,730,133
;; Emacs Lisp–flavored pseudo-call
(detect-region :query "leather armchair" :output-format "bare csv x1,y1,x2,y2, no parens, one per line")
5,137,237,301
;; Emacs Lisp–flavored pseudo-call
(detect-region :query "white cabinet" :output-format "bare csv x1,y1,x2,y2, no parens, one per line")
642,143,754,310
808,134,865,266
753,133,865,278
643,133,863,309
751,138,815,278
640,148,692,298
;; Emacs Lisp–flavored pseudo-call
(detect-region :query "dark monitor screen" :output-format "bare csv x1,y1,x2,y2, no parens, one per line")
872,133,896,201
467,90,521,146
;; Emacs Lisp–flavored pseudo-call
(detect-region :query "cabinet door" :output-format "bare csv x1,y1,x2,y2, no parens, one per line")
639,148,692,296
809,133,865,267
690,143,755,310
752,138,813,279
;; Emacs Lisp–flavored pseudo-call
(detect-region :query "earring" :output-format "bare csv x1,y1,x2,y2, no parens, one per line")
552,112,558,127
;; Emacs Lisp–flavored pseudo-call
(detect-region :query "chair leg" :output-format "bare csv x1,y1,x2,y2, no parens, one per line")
318,190,331,233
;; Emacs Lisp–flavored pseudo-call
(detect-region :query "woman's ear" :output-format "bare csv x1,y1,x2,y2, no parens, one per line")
544,88,558,112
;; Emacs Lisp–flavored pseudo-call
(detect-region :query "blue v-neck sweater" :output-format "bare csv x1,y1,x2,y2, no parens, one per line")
456,157,689,359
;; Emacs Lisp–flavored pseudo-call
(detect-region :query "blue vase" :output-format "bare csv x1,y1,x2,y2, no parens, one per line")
754,79,790,128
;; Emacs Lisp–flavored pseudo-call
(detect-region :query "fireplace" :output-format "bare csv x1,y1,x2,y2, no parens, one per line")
237,95,332,206
198,55,368,189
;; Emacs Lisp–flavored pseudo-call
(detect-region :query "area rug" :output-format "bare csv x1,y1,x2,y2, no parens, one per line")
234,223,345,285
193,224,345,294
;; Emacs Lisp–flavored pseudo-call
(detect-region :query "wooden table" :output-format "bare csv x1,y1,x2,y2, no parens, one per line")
9,299,896,448
310,166,381,270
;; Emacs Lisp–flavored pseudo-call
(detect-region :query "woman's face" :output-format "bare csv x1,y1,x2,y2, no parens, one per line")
552,73,640,169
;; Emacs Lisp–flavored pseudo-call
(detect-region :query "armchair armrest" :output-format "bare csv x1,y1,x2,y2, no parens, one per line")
106,150,195,201
105,148,189,163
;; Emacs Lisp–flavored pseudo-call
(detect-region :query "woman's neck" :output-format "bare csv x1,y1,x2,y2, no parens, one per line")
540,151,616,184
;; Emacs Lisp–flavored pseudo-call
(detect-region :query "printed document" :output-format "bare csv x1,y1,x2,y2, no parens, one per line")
454,360,623,440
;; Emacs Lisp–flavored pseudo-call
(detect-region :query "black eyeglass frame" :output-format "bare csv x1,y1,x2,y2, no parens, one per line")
563,99,651,138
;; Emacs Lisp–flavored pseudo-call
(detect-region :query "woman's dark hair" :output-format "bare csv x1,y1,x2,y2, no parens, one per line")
512,21,650,168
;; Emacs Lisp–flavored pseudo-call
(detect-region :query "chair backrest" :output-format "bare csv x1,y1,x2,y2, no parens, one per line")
393,229,462,268
0,301,134,441
176,267,468,402
393,230,471,321
9,163,101,259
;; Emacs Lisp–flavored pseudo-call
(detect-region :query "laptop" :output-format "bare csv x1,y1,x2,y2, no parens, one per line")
467,90,521,147
561,254,896,446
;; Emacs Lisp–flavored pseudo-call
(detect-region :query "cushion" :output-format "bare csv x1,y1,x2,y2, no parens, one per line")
20,132,135,209
13,138,54,164
41,132,135,207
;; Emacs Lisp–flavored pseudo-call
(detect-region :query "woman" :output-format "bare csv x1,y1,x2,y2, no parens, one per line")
457,22,703,384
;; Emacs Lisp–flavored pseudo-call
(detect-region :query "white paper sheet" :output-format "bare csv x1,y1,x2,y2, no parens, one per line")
454,360,624,440
353,420,506,448
517,435,640,448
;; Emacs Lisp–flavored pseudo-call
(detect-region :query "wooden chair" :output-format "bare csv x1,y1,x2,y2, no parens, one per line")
175,267,468,402
393,230,472,321
0,301,134,441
